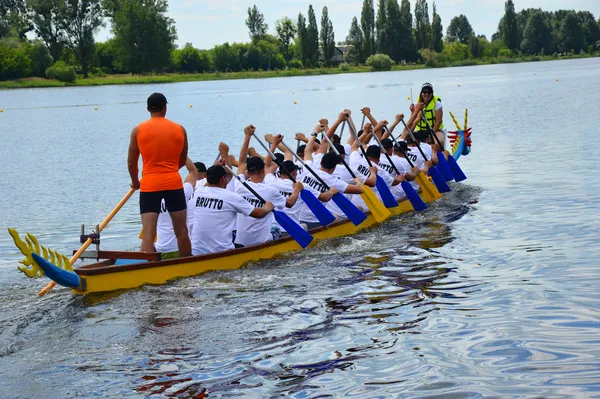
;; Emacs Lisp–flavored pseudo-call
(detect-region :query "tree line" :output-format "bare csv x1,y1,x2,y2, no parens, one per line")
1,0,599,81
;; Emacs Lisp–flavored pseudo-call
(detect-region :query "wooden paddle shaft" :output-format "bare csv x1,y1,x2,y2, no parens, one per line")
37,187,136,297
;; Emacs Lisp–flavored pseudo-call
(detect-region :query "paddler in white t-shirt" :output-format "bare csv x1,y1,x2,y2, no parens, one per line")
263,134,305,225
234,125,288,247
155,157,199,258
191,162,274,255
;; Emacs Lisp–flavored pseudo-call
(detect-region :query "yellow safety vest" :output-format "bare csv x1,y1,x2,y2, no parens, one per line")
416,95,444,131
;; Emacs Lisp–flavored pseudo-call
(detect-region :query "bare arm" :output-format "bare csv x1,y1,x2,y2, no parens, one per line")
285,181,303,208
264,135,281,174
433,107,443,132
249,201,274,218
127,126,140,189
179,127,188,169
344,179,366,194
184,157,199,186
238,125,255,177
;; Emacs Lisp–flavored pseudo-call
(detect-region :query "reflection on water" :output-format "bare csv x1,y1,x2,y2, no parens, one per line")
1,59,600,398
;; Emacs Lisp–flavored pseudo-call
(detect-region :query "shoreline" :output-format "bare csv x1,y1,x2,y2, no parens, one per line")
0,54,596,90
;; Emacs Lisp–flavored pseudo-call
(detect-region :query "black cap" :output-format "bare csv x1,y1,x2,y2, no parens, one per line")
247,156,265,173
381,138,393,149
421,82,433,92
194,161,207,173
332,134,341,144
297,144,306,154
207,165,227,184
394,141,408,153
147,93,168,112
274,153,285,164
333,144,346,155
280,160,298,178
366,145,381,159
321,152,342,169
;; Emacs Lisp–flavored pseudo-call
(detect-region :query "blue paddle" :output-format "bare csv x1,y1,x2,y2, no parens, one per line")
399,118,451,193
225,168,314,248
372,127,427,211
281,141,367,226
347,119,399,208
251,133,336,227
420,110,467,182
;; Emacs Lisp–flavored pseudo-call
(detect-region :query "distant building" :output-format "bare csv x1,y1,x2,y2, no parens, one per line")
318,45,354,65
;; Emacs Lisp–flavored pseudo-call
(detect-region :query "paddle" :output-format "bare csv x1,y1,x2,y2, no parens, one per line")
369,127,427,212
251,133,336,227
321,130,391,222
347,117,399,209
338,118,346,141
38,187,137,296
420,110,467,182
281,141,367,226
224,166,314,249
385,126,441,202
399,117,451,194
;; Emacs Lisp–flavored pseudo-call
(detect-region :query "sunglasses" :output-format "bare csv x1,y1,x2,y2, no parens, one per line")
422,90,433,94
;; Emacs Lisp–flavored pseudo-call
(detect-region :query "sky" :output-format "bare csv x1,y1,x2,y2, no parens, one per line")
98,0,600,49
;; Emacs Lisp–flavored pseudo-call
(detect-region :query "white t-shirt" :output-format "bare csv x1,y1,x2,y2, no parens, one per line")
295,160,306,180
191,186,254,255
299,161,349,223
349,151,395,207
378,154,407,177
234,180,286,247
155,182,194,253
264,173,303,224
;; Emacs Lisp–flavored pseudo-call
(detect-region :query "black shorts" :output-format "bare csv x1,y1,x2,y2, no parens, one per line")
140,188,186,214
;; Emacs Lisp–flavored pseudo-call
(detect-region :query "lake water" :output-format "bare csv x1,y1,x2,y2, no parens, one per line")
1,58,599,398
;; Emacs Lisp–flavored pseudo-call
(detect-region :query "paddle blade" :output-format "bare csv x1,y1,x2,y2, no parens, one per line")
273,210,314,248
429,166,451,193
401,181,427,211
447,154,467,182
361,186,391,223
300,189,336,227
436,151,454,182
376,175,398,208
416,172,441,201
332,192,367,226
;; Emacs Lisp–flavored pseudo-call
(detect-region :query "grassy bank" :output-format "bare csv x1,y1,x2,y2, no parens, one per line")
0,53,596,90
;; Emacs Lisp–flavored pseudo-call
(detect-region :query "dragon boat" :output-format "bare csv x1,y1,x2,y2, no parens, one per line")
9,113,472,296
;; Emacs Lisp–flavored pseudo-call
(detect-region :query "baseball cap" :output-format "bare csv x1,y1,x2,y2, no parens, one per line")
381,138,393,149
247,156,265,173
147,93,168,112
194,161,207,173
421,83,433,92
321,152,342,169
207,165,227,184
394,141,408,153
366,145,381,159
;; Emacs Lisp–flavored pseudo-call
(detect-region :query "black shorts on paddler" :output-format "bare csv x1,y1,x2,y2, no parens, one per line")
139,188,186,214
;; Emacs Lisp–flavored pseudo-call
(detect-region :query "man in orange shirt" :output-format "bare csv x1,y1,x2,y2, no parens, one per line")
127,93,191,257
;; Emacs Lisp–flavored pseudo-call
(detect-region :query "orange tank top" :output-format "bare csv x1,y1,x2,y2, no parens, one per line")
137,117,185,192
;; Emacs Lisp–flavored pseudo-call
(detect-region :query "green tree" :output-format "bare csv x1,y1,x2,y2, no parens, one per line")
431,1,443,52
275,17,296,61
384,0,400,60
578,11,600,49
0,37,31,80
346,16,365,63
558,11,584,53
520,10,551,55
502,0,519,50
375,0,387,54
111,0,177,74
1,0,31,39
414,0,430,50
306,5,319,67
297,12,309,67
212,42,238,72
468,35,483,58
245,5,267,42
397,0,416,61
27,0,65,61
361,0,375,57
172,43,204,72
27,40,53,76
320,6,335,66
60,0,104,78
446,14,473,44
95,38,120,72
442,41,471,61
